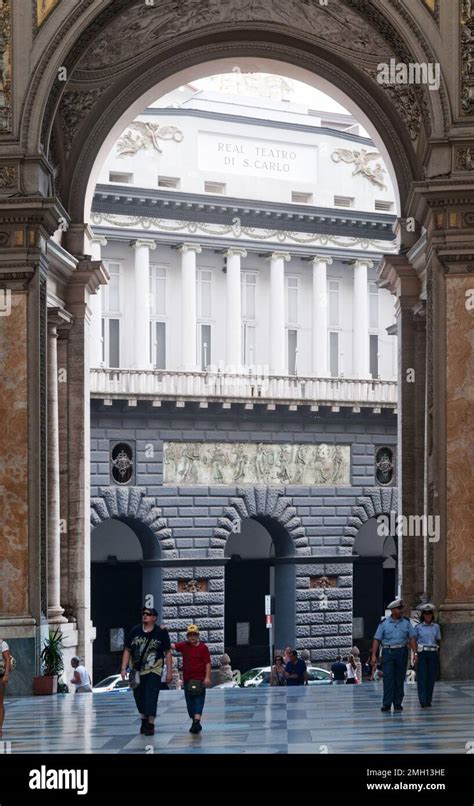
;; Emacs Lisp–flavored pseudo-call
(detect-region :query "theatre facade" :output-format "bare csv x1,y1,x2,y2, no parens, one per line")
89,83,399,677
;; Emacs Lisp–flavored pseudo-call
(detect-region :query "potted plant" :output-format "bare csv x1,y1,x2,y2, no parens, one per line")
33,628,64,695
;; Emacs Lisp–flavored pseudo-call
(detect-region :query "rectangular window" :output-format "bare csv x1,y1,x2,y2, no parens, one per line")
375,200,393,212
241,273,256,320
158,176,180,189
329,331,339,377
108,318,120,368
204,181,226,194
150,321,166,369
370,334,379,379
286,276,298,325
200,324,212,370
288,329,298,375
369,282,378,329
149,265,166,316
242,323,256,366
198,269,212,319
103,261,121,313
334,195,354,208
109,172,133,184
328,280,339,327
291,191,313,204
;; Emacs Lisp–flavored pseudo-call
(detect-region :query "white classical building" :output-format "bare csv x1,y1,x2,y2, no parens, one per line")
89,77,398,403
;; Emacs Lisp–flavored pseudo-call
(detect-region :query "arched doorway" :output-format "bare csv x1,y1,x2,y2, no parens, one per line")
352,518,398,658
90,495,166,682
224,515,295,671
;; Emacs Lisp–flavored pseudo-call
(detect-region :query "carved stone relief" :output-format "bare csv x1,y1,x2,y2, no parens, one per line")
461,0,474,114
0,165,16,188
178,579,208,593
163,441,350,486
331,149,387,190
116,121,184,157
310,575,337,588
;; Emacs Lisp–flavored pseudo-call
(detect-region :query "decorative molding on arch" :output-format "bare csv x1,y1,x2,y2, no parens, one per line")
213,486,310,555
342,486,398,547
90,486,176,556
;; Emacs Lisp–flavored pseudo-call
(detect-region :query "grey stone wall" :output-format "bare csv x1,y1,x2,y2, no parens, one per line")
90,403,397,663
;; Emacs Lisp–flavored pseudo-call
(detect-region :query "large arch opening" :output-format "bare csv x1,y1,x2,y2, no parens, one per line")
352,517,398,659
91,517,162,683
224,516,295,672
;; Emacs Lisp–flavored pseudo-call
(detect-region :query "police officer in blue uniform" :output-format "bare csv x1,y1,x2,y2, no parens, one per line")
414,603,441,707
371,598,417,712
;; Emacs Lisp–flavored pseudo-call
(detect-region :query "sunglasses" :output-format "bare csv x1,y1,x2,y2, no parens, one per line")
142,611,154,616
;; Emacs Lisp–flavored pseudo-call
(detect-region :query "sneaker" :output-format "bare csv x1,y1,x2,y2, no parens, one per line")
381,706,391,712
195,721,202,733
190,719,201,734
189,720,197,733
140,719,148,734
393,705,403,711
144,722,155,736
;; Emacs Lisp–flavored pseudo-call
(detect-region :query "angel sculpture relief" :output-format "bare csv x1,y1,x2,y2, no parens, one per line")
331,148,387,191
116,121,184,157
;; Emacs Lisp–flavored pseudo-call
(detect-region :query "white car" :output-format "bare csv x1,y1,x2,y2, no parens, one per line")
92,674,131,693
242,665,332,687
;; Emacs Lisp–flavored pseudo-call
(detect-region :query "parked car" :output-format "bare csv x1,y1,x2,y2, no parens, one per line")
242,665,332,687
213,681,240,689
93,674,131,693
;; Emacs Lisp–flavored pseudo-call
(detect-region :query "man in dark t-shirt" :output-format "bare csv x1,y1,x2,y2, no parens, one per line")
331,655,347,684
121,606,171,736
285,650,308,686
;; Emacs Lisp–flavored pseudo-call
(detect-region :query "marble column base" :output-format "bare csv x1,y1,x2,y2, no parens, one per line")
439,603,474,680
47,607,67,624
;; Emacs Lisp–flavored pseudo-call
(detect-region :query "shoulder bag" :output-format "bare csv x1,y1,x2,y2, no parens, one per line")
183,643,204,697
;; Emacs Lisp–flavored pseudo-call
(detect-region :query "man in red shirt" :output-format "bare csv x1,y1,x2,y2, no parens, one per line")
172,624,211,734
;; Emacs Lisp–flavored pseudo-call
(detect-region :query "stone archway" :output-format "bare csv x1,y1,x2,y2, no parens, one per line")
1,1,473,687
214,486,310,555
342,487,398,548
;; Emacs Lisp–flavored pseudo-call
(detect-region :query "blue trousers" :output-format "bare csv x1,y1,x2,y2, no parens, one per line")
416,651,438,706
184,682,206,719
133,672,161,718
382,647,408,708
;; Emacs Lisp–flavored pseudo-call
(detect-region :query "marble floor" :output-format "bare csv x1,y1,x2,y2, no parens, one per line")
2,682,473,754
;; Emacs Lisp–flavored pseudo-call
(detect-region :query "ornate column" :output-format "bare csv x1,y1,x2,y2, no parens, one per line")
352,260,373,378
88,236,107,367
378,255,423,611
47,308,71,624
178,243,201,371
268,251,290,375
312,255,333,376
131,239,156,369
224,248,247,368
64,257,108,671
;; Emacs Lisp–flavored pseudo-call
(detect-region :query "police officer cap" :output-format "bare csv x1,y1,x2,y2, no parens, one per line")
419,603,435,613
387,598,404,610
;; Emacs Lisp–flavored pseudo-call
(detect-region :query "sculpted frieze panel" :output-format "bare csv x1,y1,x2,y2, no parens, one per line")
163,441,350,486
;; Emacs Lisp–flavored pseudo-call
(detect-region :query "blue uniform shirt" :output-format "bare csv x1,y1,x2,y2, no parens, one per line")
414,622,441,646
374,616,415,646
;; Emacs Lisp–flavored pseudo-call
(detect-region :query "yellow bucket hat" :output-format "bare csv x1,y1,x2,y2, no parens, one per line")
186,624,199,634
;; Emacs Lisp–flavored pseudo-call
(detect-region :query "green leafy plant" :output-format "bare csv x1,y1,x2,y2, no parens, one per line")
40,628,64,676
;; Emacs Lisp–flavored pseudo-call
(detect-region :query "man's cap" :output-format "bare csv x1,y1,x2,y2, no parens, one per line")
387,598,404,610
419,603,435,613
143,606,158,616
186,623,199,634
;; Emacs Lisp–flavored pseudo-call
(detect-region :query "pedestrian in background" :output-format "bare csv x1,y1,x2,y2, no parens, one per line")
331,655,347,685
414,603,441,708
172,624,211,734
70,656,92,693
345,654,357,684
270,655,287,686
285,649,308,686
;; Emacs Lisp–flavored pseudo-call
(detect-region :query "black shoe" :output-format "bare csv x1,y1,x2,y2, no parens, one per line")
140,719,147,734
195,721,202,733
381,706,391,712
393,705,403,711
420,704,426,708
144,722,155,736
426,703,432,707
190,719,201,734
